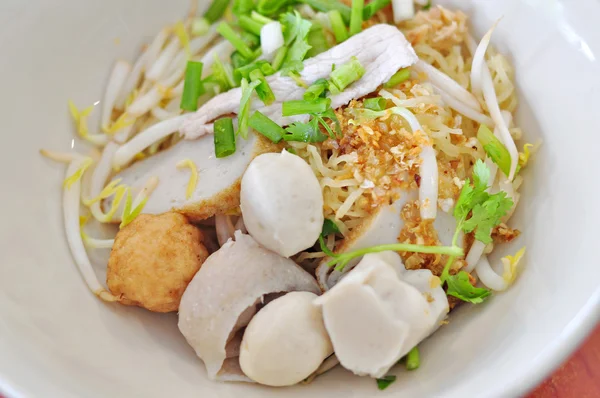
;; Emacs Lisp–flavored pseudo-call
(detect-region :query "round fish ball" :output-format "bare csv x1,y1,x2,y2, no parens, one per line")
239,291,333,386
240,151,324,257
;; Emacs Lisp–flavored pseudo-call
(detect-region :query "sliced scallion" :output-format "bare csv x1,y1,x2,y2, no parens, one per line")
298,0,351,22
231,51,251,69
248,111,284,142
304,78,328,100
363,0,391,19
251,10,275,24
234,60,275,83
217,22,255,59
249,69,275,105
256,0,288,16
232,0,255,16
328,10,348,43
477,124,511,176
180,61,204,111
329,56,365,92
204,0,231,23
192,17,211,36
405,347,420,371
384,67,411,87
349,0,364,36
239,14,264,36
282,98,331,116
363,97,387,111
271,46,288,70
238,78,261,138
214,117,236,158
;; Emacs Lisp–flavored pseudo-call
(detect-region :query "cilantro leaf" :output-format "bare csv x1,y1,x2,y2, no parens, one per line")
279,11,312,76
376,375,397,390
280,11,312,45
313,107,342,139
462,191,514,244
453,159,492,224
445,271,491,304
283,118,328,143
321,218,341,237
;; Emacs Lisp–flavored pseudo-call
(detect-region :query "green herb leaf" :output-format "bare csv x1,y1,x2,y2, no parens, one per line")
279,11,313,75
306,23,330,58
283,118,329,143
453,159,489,222
280,11,312,45
462,191,513,244
376,375,397,390
445,271,491,304
321,218,341,237
477,124,511,177
313,107,342,138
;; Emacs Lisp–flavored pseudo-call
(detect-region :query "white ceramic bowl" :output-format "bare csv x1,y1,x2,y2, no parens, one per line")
1,0,599,396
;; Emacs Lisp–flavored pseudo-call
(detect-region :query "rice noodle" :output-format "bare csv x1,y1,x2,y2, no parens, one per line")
112,114,188,168
101,61,131,130
63,157,117,301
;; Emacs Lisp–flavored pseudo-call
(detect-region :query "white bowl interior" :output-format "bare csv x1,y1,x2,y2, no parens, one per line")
1,0,599,397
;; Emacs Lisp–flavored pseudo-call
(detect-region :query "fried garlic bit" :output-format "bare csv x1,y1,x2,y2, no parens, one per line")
107,212,208,312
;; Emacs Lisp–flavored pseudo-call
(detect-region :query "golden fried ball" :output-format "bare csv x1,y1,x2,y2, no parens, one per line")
107,212,209,312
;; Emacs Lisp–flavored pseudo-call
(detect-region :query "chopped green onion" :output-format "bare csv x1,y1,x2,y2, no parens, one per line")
217,22,255,59
477,124,511,176
384,68,411,87
204,0,231,23
376,375,396,391
180,61,204,111
272,46,288,70
208,55,236,91
349,0,364,36
363,0,390,19
239,14,264,35
233,0,255,16
288,71,308,88
214,117,236,158
321,218,341,236
192,17,211,36
238,78,261,138
248,111,284,142
405,347,420,370
328,10,348,43
304,78,329,100
298,0,352,22
251,10,275,24
282,98,330,116
329,56,365,92
307,23,330,58
256,0,288,16
234,60,275,83
363,97,387,111
285,147,297,154
231,51,251,69
249,69,275,105
241,31,260,49
423,0,432,11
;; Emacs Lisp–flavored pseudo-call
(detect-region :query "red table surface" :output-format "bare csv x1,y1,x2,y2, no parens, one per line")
0,326,598,397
